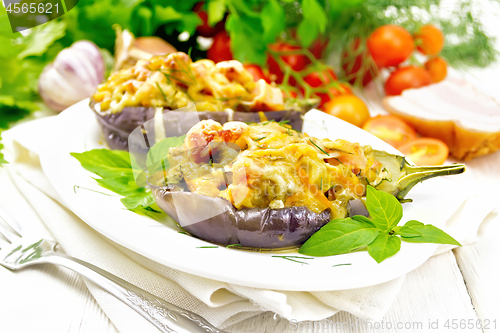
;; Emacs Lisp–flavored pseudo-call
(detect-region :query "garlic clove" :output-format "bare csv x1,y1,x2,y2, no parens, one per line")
39,40,105,112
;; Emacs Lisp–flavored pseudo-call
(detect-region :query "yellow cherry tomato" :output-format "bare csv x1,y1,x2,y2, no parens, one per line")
362,115,418,148
322,95,370,127
398,138,449,166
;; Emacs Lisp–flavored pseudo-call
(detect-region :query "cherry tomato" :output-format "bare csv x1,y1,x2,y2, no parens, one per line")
322,95,370,127
398,138,449,166
384,65,433,96
367,25,414,68
244,64,269,82
414,25,445,56
425,57,448,83
283,90,298,99
341,38,378,86
194,2,225,37
315,83,352,108
363,115,418,148
309,37,328,59
207,31,233,63
267,43,310,83
303,68,337,87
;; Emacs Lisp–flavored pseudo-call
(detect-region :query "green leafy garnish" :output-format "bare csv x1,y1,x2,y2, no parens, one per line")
365,185,402,231
71,149,155,211
0,132,7,165
299,185,461,263
299,218,379,257
71,135,186,213
396,221,461,246
146,135,186,175
367,232,401,264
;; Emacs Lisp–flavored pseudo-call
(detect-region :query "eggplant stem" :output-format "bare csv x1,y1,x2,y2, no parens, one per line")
396,164,466,199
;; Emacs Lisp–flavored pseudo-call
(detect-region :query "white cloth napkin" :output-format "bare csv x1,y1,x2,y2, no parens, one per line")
1,114,496,332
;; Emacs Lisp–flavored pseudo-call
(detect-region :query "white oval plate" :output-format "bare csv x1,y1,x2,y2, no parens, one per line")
40,100,464,291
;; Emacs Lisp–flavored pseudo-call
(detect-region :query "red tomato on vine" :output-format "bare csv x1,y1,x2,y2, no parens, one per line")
414,25,445,56
367,25,414,68
193,2,224,38
384,66,432,96
244,64,269,82
303,68,337,88
267,43,310,83
207,31,233,63
315,83,353,108
424,57,448,83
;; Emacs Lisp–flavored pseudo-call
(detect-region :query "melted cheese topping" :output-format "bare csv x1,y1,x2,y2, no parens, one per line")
163,120,387,219
92,52,285,114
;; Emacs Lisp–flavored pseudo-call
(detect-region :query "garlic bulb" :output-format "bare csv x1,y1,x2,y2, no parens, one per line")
39,40,105,112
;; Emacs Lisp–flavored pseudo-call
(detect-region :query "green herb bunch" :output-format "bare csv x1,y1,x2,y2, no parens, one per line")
0,132,7,165
299,185,460,263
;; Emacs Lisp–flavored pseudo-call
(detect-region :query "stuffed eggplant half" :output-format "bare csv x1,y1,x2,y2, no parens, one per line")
148,120,465,249
91,52,309,150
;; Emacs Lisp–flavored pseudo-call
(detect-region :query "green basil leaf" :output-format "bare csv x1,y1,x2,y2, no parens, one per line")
352,215,376,227
207,0,226,27
146,135,186,174
299,218,379,256
72,149,156,211
121,191,156,210
404,220,424,228
393,226,422,238
367,232,402,263
71,149,136,179
365,185,403,231
261,0,286,44
96,177,143,197
401,224,461,246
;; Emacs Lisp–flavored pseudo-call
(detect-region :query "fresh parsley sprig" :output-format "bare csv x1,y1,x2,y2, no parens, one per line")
299,185,461,263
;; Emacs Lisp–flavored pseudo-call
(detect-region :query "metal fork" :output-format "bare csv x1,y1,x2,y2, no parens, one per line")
0,206,226,333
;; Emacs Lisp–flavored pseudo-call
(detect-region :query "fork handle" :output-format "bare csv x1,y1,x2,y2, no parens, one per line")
39,253,224,333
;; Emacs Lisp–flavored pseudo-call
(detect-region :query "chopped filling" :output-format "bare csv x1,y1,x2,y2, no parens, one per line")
158,120,389,220
93,52,285,114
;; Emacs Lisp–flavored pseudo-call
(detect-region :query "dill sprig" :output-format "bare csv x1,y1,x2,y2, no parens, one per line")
272,255,314,265
226,244,244,248
309,139,330,156
155,82,168,101
332,263,352,267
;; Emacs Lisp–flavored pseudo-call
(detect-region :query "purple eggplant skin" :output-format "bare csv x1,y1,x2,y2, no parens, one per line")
149,183,331,249
91,100,304,151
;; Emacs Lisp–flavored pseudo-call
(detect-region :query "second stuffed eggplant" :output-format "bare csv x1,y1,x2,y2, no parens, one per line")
91,52,313,150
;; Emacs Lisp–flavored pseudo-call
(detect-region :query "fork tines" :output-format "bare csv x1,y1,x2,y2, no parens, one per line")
0,206,23,243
